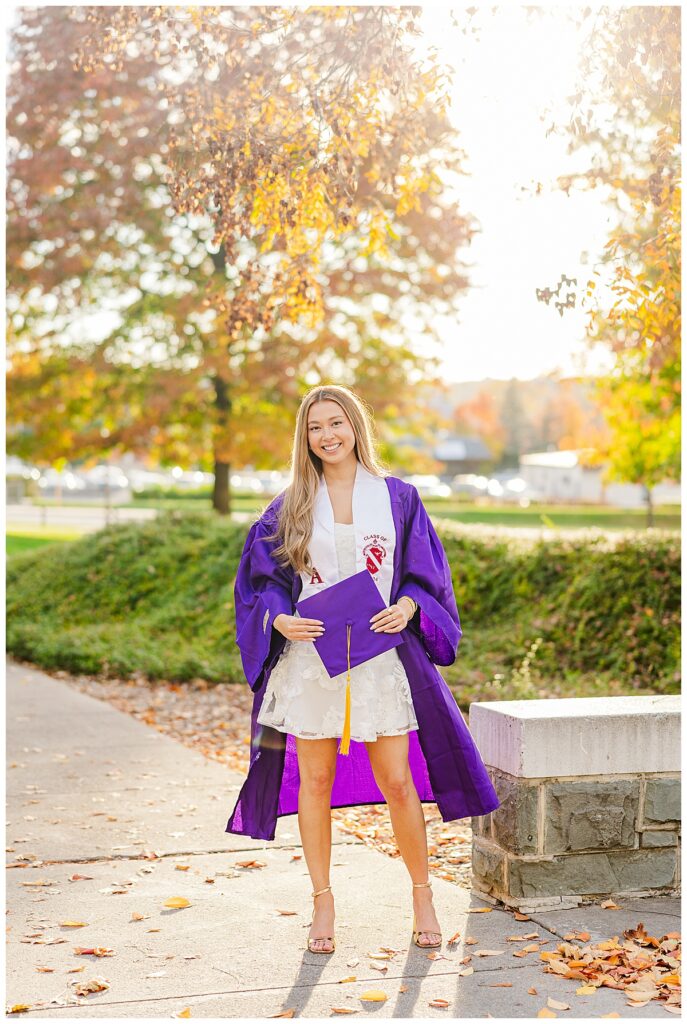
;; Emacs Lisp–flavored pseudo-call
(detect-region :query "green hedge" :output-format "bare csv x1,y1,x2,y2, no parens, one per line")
6,510,680,707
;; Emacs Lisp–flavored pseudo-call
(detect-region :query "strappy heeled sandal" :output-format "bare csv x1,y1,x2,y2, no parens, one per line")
306,884,336,954
411,880,442,948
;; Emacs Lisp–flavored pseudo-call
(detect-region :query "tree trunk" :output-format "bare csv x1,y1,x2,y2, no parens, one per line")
212,374,232,515
213,458,230,515
644,484,654,528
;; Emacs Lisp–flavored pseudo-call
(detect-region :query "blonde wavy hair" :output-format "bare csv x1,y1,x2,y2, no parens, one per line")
262,384,389,574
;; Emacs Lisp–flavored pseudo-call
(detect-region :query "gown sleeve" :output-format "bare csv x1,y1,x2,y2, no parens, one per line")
234,503,296,692
396,483,462,666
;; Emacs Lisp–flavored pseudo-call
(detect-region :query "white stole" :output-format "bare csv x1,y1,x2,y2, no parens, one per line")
297,462,396,606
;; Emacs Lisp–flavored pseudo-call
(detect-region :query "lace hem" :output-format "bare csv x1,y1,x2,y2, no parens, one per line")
256,643,418,740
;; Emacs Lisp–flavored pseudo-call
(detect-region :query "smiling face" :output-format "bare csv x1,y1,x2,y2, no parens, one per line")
307,399,357,463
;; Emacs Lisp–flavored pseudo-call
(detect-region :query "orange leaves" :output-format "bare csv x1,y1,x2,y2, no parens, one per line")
540,923,681,1011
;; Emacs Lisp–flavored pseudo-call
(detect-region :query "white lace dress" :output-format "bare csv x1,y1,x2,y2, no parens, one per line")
256,522,419,741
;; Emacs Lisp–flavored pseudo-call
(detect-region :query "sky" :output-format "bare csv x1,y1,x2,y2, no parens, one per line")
414,5,619,383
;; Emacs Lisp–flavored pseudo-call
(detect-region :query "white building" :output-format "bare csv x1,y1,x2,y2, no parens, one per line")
519,449,681,507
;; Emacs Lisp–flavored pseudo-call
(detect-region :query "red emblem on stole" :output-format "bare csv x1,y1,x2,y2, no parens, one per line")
363,537,388,576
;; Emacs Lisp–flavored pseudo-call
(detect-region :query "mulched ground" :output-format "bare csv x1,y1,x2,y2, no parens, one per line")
52,669,474,889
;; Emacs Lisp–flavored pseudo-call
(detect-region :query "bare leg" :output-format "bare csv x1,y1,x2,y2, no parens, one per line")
295,736,338,952
365,733,441,945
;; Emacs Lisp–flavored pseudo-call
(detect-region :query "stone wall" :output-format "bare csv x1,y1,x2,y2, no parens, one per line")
469,696,681,912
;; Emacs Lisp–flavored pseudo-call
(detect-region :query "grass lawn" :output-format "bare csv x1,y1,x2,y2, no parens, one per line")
7,531,82,556
23,495,681,530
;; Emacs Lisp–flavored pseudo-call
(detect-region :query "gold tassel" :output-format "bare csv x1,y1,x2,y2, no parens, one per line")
338,623,352,756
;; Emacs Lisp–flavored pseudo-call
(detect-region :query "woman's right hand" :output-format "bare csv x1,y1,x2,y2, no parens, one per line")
273,614,325,641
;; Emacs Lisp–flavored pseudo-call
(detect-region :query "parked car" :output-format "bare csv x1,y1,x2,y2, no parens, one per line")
450,474,490,498
404,474,452,499
37,468,88,493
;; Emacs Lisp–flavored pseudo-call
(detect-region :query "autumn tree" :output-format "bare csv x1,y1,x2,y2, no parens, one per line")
537,6,680,522
452,390,505,460
7,6,474,512
533,378,600,453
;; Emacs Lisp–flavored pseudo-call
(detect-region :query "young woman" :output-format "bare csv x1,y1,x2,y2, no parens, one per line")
226,384,499,954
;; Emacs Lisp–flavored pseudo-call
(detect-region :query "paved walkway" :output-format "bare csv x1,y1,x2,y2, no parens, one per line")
6,659,679,1018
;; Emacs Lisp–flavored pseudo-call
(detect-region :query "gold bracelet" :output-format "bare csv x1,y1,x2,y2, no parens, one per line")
399,596,416,617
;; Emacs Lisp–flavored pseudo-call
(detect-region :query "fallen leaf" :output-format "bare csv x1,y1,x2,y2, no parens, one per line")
268,1011,295,1019
164,897,190,909
600,1014,620,1019
73,946,114,957
537,1009,557,1018
360,990,387,1002
467,907,492,914
428,998,450,1007
487,982,513,988
475,949,504,957
276,910,297,916
576,985,597,996
131,912,146,921
173,1011,191,1019
337,977,356,984
331,1009,357,1015
528,987,538,995
175,865,191,871
625,981,659,999
458,966,474,976
67,873,94,882
623,922,660,947
447,930,461,943
8,1005,32,1013
235,859,266,869
514,911,531,921
546,958,572,977
60,921,88,928
465,936,478,945
35,967,54,973
72,976,109,996
600,899,619,909
547,998,570,1010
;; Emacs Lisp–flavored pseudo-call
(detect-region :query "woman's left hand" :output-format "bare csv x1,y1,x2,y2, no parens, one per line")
370,602,410,634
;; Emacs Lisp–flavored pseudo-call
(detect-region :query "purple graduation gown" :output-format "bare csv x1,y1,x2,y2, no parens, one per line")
225,474,500,841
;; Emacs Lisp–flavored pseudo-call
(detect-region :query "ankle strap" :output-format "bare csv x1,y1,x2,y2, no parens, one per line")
312,885,332,897
413,880,432,888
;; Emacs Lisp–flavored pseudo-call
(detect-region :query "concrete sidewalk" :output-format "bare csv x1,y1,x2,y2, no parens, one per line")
6,659,679,1018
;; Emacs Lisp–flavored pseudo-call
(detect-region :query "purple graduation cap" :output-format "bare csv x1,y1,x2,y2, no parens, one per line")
296,569,405,755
